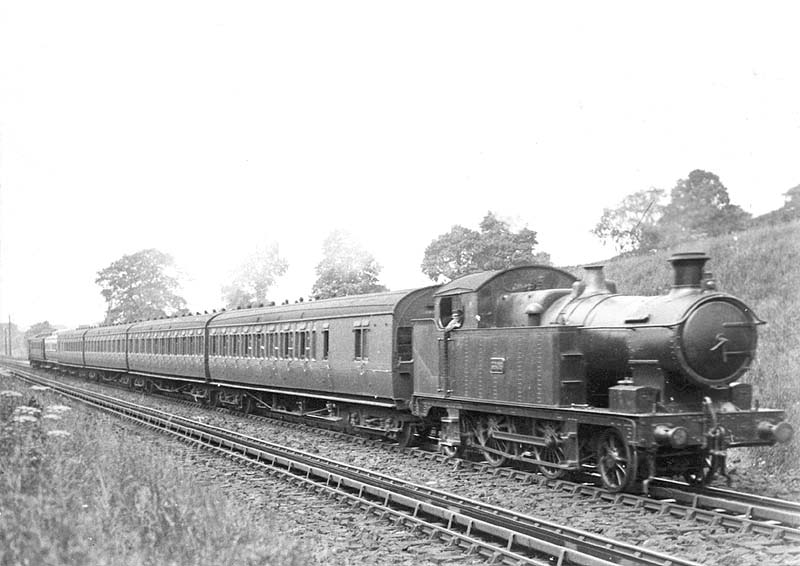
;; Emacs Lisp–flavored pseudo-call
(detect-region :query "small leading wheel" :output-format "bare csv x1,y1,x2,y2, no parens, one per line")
596,428,637,492
475,415,518,467
534,421,566,479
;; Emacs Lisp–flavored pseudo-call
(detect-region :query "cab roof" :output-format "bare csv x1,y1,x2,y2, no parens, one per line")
435,264,577,297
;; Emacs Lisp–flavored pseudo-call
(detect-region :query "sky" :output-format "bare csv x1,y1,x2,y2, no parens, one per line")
1,1,798,330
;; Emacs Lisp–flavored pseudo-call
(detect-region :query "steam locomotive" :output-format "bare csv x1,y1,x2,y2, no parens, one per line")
29,252,793,492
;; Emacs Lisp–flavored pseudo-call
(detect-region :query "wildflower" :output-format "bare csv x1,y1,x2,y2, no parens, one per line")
48,405,72,413
30,385,50,391
12,414,39,424
13,406,42,417
47,430,71,438
0,390,23,398
43,413,62,421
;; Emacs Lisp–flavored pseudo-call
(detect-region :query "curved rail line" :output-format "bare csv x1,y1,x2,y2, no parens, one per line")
6,366,699,566
5,358,800,541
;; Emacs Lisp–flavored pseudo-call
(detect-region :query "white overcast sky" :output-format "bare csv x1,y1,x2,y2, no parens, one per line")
1,1,798,329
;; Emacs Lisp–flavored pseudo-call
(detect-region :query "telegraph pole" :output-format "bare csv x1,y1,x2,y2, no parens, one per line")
6,315,11,357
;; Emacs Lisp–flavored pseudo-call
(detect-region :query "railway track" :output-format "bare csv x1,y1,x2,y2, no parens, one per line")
6,365,702,566
5,358,800,547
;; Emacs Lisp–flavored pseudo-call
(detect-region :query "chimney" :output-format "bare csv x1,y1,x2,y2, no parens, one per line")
668,252,710,289
579,265,612,298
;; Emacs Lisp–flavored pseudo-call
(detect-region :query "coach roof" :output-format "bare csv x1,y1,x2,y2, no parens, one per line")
208,288,431,328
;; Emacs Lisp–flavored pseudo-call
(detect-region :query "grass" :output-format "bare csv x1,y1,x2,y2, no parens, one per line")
593,220,800,471
0,378,308,566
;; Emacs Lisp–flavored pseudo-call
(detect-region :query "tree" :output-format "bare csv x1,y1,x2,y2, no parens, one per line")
421,211,550,282
591,188,666,254
779,184,800,220
222,243,288,309
96,249,188,324
657,169,750,246
24,321,57,339
312,230,388,299
1,321,25,357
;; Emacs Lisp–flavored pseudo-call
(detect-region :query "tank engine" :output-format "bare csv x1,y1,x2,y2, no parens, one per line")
414,252,793,491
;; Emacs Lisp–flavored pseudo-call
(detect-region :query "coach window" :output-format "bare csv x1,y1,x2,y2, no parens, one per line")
279,332,290,359
354,321,369,361
322,329,330,360
397,327,413,361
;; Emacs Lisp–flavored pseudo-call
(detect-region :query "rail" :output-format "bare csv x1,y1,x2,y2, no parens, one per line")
5,366,699,566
